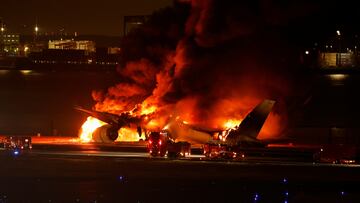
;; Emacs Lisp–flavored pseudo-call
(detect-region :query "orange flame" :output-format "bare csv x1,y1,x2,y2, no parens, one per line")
78,101,160,143
79,115,150,143
146,119,160,129
79,116,106,142
139,104,157,115
116,128,145,142
223,119,242,129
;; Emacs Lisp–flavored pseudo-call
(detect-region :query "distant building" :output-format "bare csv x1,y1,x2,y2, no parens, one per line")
48,40,75,50
1,33,20,56
76,41,96,52
48,40,96,53
2,34,20,44
123,15,150,36
27,48,119,69
318,52,355,67
314,29,360,68
107,47,121,55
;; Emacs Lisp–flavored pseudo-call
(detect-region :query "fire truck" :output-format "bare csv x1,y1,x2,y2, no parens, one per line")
203,142,246,159
147,131,191,158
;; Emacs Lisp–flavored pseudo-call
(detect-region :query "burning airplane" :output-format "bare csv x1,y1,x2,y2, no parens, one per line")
161,99,275,145
76,99,275,146
76,1,309,144
76,106,145,143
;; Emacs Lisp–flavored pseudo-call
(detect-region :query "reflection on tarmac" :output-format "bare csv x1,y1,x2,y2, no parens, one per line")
32,150,150,158
1,143,360,202
27,149,360,168
2,139,356,167
31,150,205,159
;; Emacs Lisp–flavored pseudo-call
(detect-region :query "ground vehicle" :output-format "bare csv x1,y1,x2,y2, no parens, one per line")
313,144,359,164
2,136,32,150
203,143,236,159
147,132,167,157
147,131,191,158
167,141,191,158
203,143,246,159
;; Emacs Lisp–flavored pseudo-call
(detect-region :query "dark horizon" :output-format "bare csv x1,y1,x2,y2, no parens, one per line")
0,0,172,36
2,0,360,38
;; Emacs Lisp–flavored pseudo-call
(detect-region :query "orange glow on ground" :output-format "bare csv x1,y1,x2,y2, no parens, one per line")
30,136,80,143
79,116,106,142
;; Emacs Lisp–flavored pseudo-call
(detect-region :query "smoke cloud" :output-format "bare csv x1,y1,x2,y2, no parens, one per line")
93,0,313,139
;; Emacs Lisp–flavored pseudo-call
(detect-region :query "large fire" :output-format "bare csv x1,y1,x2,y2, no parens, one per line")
78,104,157,142
79,117,146,143
79,110,278,143
77,1,293,143
117,128,146,142
79,116,106,142
139,104,157,115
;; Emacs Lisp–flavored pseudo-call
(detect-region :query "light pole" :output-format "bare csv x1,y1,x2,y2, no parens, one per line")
337,30,341,67
0,21,4,54
34,25,39,42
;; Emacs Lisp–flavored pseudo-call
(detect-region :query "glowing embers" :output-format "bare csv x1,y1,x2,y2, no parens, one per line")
79,116,107,142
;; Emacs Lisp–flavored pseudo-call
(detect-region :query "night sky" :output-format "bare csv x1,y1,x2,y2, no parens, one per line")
0,0,172,36
1,0,360,38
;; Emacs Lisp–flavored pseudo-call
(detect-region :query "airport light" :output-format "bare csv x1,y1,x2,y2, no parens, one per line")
0,20,4,33
337,30,341,36
336,30,342,66
0,25,3,53
254,193,259,201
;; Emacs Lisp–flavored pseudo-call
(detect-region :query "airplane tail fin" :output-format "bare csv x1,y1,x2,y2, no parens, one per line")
226,99,276,146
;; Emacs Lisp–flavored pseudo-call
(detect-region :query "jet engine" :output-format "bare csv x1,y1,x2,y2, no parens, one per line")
92,124,119,143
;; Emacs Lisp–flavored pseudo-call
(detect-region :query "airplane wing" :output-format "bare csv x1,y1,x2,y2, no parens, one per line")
74,106,141,128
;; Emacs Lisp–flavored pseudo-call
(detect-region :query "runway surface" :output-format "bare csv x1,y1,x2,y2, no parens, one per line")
26,148,360,168
0,142,359,202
